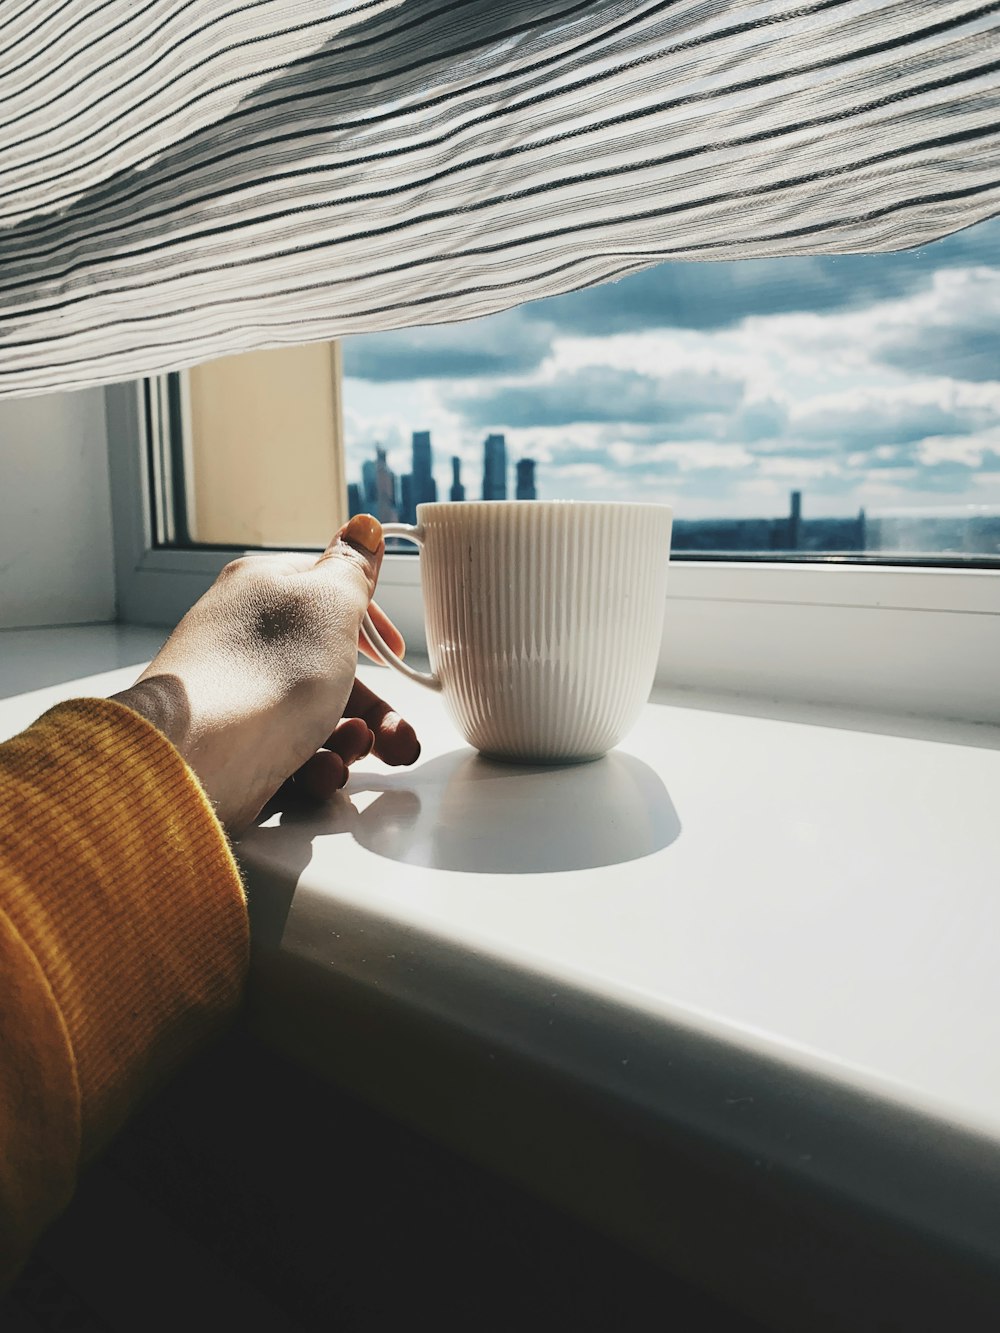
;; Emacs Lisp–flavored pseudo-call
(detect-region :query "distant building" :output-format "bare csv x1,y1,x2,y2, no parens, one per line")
361,459,378,513
396,430,438,522
671,490,866,555
373,446,398,524
347,482,363,518
399,473,414,525
411,430,437,508
788,490,802,550
482,433,507,500
515,458,537,501
450,455,465,502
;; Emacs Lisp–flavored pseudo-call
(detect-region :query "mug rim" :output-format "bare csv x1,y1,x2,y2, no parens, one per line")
414,499,673,518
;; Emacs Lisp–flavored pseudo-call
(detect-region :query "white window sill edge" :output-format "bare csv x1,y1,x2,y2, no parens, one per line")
2,628,999,1325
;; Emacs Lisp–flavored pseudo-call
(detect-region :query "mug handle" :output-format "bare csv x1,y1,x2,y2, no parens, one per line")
361,523,442,692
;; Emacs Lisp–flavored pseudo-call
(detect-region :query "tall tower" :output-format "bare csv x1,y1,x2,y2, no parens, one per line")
482,433,507,501
515,458,537,501
361,458,378,513
374,446,398,524
450,455,465,502
399,473,414,526
411,430,438,512
789,489,802,550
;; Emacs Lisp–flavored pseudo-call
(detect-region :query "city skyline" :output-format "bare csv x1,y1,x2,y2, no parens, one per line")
346,457,1000,554
342,215,1000,523
348,430,538,524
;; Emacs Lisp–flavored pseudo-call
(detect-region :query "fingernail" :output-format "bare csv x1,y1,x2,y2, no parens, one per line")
343,514,382,554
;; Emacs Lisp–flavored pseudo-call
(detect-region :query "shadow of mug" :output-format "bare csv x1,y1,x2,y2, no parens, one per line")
245,749,681,953
337,749,681,875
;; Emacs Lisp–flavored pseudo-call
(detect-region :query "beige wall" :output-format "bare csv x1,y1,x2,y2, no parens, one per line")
187,342,347,548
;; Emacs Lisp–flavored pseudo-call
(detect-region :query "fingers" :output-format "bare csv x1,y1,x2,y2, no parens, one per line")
327,716,376,765
313,513,385,603
295,750,349,800
335,676,421,766
272,692,418,813
285,695,416,807
287,719,376,802
359,599,406,662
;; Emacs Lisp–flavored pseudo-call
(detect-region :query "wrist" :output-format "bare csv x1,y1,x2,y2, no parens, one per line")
112,674,290,833
111,677,191,758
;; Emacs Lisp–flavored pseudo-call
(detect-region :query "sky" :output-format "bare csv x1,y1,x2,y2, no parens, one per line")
341,216,1000,521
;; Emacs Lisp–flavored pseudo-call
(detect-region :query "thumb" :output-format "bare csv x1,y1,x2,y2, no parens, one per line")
313,513,385,603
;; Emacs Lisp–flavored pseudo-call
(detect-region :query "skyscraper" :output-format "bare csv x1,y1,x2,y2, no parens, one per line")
789,489,802,550
347,482,363,518
399,473,414,526
373,446,398,523
361,458,378,513
450,455,465,502
411,430,438,510
515,458,537,501
482,433,507,500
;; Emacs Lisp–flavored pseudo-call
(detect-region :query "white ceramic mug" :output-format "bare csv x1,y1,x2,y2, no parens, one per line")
362,500,673,763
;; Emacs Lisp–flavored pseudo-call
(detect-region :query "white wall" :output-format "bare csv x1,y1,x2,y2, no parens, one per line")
0,389,115,627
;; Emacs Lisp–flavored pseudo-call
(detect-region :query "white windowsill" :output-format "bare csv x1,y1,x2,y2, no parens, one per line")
2,626,1000,1326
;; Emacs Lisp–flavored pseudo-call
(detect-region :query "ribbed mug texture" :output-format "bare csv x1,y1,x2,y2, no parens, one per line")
418,502,671,762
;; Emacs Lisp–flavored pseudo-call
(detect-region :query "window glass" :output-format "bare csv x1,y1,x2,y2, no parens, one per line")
343,216,1000,559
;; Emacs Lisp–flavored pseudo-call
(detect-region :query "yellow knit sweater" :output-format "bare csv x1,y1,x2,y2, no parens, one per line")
0,697,248,1284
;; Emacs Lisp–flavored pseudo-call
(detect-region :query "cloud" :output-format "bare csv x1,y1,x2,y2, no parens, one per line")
898,460,981,492
863,267,1000,384
723,397,788,442
788,393,997,453
341,222,1000,389
520,219,1000,335
847,445,919,470
343,308,552,381
449,366,744,429
343,411,405,452
339,216,1000,519
539,442,618,470
877,315,1000,385
607,440,754,472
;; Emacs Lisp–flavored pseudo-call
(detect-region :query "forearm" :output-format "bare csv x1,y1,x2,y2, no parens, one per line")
0,697,247,1281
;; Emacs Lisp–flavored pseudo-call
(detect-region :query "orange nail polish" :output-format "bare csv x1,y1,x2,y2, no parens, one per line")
343,513,382,553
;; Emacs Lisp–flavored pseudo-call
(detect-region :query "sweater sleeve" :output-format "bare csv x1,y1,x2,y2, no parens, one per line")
0,696,248,1284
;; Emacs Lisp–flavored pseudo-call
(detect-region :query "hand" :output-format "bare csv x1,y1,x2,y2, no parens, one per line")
113,515,420,833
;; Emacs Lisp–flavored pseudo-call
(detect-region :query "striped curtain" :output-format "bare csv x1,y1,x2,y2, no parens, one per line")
0,0,997,396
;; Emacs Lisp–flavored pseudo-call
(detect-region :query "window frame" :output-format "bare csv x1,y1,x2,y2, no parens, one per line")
106,378,1000,725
